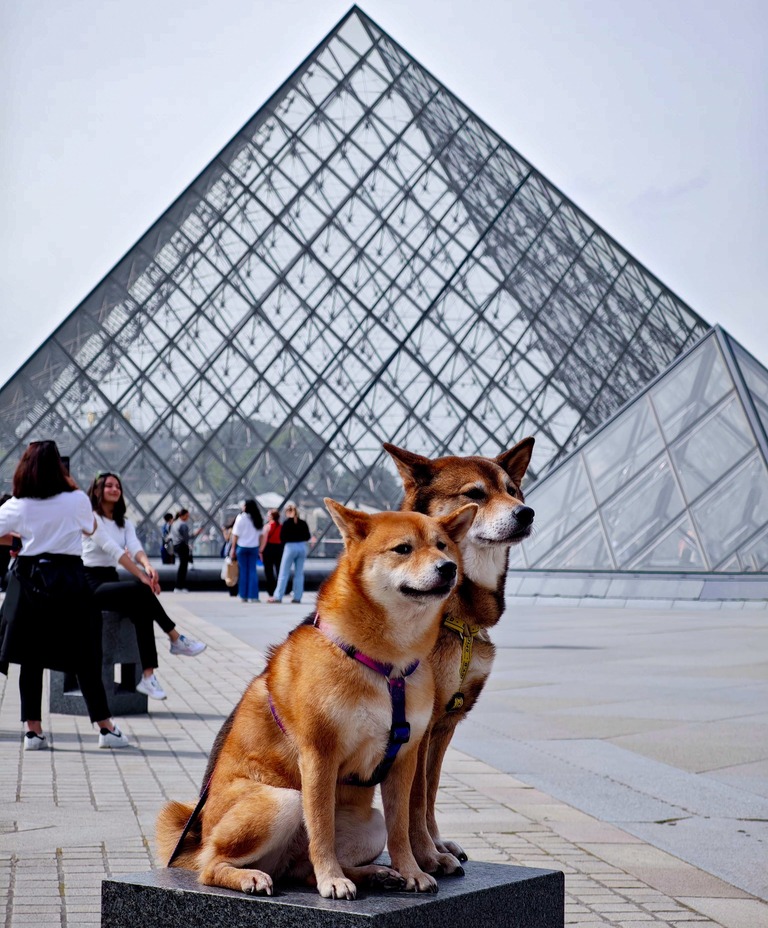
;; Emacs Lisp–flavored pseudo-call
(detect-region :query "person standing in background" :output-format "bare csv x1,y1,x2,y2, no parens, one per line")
230,499,263,603
269,502,310,604
171,509,192,592
0,440,128,750
259,509,282,599
160,512,175,564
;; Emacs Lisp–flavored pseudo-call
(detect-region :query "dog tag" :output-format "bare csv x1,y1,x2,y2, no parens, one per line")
446,692,465,713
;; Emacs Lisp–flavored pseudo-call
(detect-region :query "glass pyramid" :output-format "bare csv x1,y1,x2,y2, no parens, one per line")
511,327,768,572
0,7,712,553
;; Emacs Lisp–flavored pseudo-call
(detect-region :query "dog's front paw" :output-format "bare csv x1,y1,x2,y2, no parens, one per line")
437,838,468,863
240,869,273,895
402,869,438,893
317,876,357,900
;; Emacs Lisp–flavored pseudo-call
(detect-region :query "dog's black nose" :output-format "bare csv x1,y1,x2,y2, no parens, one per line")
436,560,457,580
513,505,534,527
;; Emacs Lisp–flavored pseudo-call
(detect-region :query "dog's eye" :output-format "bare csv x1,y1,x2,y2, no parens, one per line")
463,487,486,501
507,484,519,497
392,543,412,555
436,541,447,551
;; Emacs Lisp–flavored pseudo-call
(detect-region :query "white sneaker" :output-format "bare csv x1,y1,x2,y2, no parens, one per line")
24,732,47,751
170,634,206,657
98,727,130,749
136,673,167,700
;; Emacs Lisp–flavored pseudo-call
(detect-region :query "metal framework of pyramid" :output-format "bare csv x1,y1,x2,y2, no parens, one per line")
0,6,716,555
512,328,768,573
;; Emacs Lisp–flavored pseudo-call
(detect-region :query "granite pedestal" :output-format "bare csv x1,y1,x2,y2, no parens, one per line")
49,610,148,716
102,861,564,927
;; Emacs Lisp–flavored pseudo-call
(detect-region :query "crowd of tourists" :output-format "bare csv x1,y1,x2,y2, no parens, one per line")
0,440,312,752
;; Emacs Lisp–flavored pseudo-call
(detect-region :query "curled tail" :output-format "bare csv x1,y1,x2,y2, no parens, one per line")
156,800,201,869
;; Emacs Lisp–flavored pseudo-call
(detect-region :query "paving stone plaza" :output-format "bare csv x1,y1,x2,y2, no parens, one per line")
1,592,766,927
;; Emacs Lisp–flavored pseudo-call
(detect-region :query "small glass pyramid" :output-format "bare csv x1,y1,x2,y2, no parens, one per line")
516,328,768,572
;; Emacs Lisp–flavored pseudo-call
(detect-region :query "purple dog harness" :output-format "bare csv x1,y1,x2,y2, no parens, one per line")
268,615,419,788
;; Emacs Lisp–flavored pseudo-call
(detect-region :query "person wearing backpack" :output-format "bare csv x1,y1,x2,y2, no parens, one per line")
160,513,175,564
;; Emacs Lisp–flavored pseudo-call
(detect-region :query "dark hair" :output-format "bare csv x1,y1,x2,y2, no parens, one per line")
244,499,263,530
177,508,189,518
268,508,280,522
87,472,126,528
13,441,75,499
163,512,174,523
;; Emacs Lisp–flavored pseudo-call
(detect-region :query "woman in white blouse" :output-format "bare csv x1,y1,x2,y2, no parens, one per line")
229,499,264,603
82,473,206,701
0,441,128,750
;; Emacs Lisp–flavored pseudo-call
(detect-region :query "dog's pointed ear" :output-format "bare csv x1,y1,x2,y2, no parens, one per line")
495,437,535,485
324,498,370,545
439,503,478,544
383,443,433,490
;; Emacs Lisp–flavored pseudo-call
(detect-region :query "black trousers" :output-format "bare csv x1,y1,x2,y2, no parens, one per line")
262,543,283,596
20,661,111,725
175,543,191,589
85,568,176,671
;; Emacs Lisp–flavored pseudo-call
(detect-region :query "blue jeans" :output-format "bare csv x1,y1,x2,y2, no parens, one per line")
236,546,260,601
274,542,308,602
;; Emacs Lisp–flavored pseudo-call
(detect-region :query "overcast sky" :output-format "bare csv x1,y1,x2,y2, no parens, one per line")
1,0,766,389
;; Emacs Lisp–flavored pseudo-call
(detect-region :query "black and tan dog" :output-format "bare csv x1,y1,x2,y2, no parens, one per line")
157,499,477,899
383,439,534,874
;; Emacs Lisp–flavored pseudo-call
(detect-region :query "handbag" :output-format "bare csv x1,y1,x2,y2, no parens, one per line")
221,556,239,587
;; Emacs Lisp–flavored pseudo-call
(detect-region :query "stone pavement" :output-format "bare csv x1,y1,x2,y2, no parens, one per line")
1,593,766,927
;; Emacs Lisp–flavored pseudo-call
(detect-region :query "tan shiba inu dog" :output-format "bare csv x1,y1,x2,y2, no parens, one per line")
383,439,535,875
156,499,477,900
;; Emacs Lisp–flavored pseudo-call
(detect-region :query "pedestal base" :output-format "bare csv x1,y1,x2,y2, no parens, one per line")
102,861,564,927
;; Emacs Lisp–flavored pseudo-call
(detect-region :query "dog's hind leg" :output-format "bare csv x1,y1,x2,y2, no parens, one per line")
424,716,468,864
336,799,406,891
198,785,304,895
408,727,464,875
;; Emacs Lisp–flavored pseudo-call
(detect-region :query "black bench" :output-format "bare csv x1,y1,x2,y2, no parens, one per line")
49,610,148,715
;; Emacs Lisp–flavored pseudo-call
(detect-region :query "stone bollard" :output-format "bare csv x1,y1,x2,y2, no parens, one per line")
102,861,564,927
49,610,148,716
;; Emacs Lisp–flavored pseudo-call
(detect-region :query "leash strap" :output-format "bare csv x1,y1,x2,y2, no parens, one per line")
443,615,481,713
167,776,211,867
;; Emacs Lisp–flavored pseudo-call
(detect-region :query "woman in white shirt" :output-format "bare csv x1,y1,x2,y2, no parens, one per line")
0,441,128,750
83,473,206,701
229,499,263,603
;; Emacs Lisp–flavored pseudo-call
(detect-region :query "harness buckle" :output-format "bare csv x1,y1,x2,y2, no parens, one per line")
391,722,411,745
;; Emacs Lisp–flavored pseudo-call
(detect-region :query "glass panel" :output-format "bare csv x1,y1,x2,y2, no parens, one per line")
583,396,664,503
602,455,685,566
737,526,768,572
732,342,768,440
651,336,731,442
628,516,706,571
691,453,768,568
670,396,755,502
538,516,612,569
523,457,595,563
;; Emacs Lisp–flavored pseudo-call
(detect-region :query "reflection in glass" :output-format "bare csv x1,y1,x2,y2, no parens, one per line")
521,458,595,564
691,453,768,567
651,337,730,442
583,397,664,503
602,456,685,566
628,517,705,571
539,516,612,569
670,396,754,502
